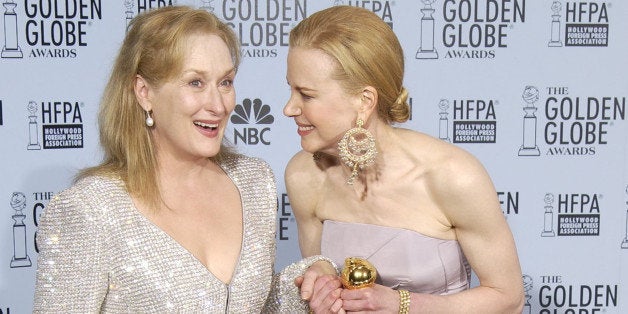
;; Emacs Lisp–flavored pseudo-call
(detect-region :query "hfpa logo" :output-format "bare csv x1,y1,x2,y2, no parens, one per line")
230,98,274,145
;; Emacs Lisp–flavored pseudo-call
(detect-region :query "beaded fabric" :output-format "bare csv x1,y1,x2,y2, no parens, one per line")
33,155,280,313
264,255,339,313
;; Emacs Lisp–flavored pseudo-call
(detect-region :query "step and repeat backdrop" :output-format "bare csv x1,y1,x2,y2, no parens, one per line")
1,0,627,313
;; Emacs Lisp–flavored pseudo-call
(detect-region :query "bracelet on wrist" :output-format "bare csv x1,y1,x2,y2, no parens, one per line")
398,289,410,314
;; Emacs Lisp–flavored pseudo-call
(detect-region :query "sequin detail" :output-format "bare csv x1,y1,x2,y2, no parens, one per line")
33,155,279,313
264,255,339,313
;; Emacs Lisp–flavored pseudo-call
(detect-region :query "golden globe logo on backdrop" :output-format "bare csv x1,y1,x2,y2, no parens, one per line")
218,0,309,58
516,85,626,157
415,0,527,60
0,0,105,59
26,100,85,150
435,98,498,144
536,274,619,313
540,192,602,238
7,190,52,270
547,1,610,48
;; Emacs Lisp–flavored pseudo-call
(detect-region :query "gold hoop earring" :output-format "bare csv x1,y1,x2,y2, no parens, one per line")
145,110,154,127
338,118,376,185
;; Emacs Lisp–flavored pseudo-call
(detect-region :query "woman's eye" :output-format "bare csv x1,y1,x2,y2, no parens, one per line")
220,79,234,88
189,79,203,87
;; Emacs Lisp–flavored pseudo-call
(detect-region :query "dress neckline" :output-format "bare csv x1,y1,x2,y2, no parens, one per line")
323,219,459,242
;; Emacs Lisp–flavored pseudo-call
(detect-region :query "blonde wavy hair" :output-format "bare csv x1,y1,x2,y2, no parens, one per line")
79,6,240,209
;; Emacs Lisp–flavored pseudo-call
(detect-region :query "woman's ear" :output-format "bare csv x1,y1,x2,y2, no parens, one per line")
134,74,152,111
359,86,378,117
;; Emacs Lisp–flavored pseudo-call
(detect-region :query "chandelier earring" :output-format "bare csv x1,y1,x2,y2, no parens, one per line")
145,110,154,127
338,118,377,185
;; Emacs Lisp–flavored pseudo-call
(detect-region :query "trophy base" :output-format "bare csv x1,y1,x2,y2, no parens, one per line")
416,49,438,59
10,256,32,268
541,231,555,237
27,144,41,150
519,146,540,156
2,47,23,58
621,239,628,249
548,41,563,47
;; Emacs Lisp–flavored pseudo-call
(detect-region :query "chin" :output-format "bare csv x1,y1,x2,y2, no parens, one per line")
300,140,318,154
301,141,335,156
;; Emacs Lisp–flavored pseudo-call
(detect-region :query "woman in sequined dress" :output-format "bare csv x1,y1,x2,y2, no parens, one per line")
283,6,525,314
33,6,332,313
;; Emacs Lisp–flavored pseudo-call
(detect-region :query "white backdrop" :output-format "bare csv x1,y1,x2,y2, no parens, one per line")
1,0,627,313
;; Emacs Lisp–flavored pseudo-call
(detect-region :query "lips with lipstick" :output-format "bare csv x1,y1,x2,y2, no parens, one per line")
297,123,314,136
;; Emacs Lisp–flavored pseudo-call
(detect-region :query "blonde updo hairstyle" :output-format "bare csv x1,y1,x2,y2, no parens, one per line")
289,5,409,124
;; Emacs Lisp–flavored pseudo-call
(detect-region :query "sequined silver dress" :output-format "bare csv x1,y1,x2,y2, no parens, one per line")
33,155,304,313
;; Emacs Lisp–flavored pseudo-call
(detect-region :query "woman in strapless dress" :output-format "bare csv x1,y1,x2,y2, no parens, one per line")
283,6,524,314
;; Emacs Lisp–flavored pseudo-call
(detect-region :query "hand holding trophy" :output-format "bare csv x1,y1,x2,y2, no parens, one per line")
340,257,377,289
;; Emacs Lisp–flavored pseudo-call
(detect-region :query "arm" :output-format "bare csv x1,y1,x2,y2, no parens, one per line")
285,151,344,313
415,150,524,313
340,149,524,313
33,187,108,313
285,151,325,258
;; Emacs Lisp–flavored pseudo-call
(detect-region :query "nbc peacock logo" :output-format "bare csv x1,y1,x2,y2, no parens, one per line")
230,98,274,145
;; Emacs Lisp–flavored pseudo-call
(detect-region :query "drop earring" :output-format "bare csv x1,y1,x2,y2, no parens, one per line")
145,110,154,127
337,118,377,185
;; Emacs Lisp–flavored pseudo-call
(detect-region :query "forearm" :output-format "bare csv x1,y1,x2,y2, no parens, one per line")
406,286,524,314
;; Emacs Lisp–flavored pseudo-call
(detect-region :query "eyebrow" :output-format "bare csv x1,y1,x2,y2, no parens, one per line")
182,67,236,77
286,78,315,92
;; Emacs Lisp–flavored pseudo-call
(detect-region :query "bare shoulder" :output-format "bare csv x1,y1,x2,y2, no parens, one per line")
284,150,326,214
285,150,324,185
396,128,495,206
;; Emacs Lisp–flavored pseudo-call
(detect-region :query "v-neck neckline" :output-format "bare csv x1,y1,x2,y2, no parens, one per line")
122,161,246,286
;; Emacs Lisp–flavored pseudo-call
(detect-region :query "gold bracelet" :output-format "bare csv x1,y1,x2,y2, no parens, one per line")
398,289,410,314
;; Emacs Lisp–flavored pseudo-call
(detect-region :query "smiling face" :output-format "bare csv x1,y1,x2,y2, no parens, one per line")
284,47,361,155
136,33,236,163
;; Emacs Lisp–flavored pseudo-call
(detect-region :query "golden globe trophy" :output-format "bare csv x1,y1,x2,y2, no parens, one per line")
518,86,541,156
416,0,438,59
438,99,451,142
341,257,377,289
124,0,134,31
2,0,23,58
541,193,556,237
27,101,41,150
548,1,563,47
10,192,32,268
199,0,215,12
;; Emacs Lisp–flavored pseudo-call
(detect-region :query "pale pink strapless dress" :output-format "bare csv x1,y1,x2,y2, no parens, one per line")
321,220,471,294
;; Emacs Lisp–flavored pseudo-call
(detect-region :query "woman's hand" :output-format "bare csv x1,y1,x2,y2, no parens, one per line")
340,284,400,313
296,261,345,313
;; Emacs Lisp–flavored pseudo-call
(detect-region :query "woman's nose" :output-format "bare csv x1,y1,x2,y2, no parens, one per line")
283,94,301,117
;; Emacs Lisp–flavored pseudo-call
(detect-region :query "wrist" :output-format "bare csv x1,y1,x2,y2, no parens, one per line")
302,255,339,276
311,260,338,276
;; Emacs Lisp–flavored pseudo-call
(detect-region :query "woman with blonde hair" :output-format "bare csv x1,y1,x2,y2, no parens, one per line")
33,6,332,312
284,6,525,313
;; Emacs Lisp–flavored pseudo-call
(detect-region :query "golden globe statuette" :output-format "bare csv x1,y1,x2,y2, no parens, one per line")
341,257,377,289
